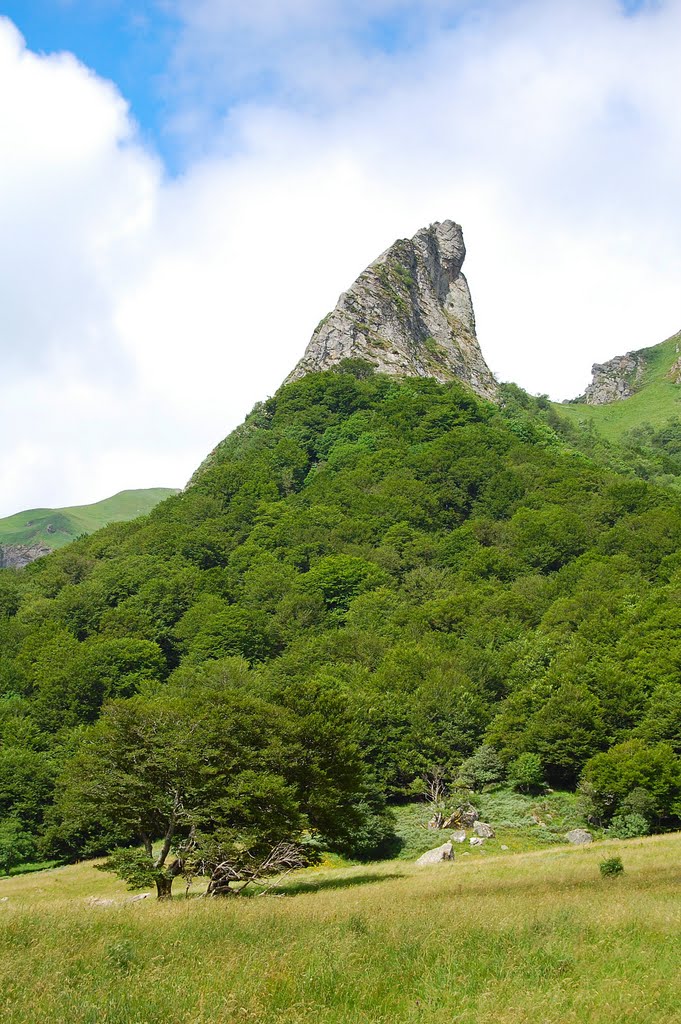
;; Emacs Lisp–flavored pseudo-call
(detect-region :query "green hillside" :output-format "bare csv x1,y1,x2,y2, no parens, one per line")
0,488,179,549
553,331,681,441
1,363,681,884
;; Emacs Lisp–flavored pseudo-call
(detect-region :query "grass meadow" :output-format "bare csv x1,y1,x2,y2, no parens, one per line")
553,332,681,442
1,832,680,1024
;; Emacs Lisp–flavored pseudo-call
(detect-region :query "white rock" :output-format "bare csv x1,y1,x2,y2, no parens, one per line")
415,842,454,866
469,837,484,846
565,829,593,845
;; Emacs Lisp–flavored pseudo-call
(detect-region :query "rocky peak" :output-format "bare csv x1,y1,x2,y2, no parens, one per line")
287,220,498,400
584,353,645,406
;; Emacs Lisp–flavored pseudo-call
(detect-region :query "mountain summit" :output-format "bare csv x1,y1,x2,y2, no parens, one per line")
287,220,498,400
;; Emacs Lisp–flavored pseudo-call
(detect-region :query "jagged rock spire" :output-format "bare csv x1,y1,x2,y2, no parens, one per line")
287,220,497,400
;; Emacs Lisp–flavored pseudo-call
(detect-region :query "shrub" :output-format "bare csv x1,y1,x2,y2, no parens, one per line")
599,856,624,877
457,745,506,790
509,752,544,793
607,813,649,839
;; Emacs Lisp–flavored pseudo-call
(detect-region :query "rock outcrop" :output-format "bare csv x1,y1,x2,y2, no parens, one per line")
287,220,498,400
584,353,645,406
0,543,52,569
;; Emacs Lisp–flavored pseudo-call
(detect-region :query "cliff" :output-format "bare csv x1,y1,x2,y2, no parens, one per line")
287,220,497,400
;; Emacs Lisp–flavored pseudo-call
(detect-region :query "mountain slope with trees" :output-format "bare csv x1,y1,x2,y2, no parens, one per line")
1,361,681,878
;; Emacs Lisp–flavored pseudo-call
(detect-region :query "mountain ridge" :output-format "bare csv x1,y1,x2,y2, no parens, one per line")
0,487,179,567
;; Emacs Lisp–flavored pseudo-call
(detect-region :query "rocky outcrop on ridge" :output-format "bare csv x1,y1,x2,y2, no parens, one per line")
584,353,645,405
287,220,498,400
0,543,52,569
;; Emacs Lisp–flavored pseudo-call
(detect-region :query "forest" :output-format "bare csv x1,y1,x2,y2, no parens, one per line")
1,361,680,891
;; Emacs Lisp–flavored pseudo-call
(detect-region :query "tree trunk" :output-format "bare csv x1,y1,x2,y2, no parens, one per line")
155,875,174,900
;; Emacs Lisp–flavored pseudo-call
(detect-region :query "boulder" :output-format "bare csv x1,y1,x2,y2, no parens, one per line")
565,829,593,845
87,896,116,906
459,805,480,827
469,837,484,846
473,821,495,839
415,842,454,866
450,830,467,844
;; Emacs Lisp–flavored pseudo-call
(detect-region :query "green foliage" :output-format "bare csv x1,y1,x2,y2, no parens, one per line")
582,740,681,821
2,365,681,864
607,813,650,839
457,744,506,790
599,855,624,877
509,752,545,793
0,817,36,874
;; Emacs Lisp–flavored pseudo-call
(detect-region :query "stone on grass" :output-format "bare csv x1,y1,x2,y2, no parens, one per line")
469,837,484,847
500,845,509,851
450,830,467,844
473,821,495,839
415,842,454,866
566,829,593,845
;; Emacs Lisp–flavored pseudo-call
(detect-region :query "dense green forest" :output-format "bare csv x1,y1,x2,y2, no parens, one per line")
1,362,680,881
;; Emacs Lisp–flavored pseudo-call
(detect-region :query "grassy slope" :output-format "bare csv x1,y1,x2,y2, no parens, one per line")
553,332,681,442
0,488,178,549
1,834,680,1024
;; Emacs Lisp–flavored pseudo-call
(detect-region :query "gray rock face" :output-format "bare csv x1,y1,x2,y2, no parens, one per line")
415,841,454,865
473,821,495,839
287,220,497,400
584,353,644,405
450,830,467,844
565,829,593,845
469,837,484,846
0,543,52,569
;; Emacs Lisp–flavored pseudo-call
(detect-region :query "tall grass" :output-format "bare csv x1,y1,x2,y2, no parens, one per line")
1,833,680,1023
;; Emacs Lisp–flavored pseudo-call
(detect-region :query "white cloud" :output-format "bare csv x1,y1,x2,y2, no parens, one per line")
2,2,681,516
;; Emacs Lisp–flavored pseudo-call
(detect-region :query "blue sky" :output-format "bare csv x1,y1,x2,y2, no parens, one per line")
2,1,180,159
0,0,679,514
1,0,653,169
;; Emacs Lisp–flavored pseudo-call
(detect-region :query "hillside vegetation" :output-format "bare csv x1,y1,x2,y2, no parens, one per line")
1,833,680,1023
1,363,681,876
555,332,681,441
0,488,178,549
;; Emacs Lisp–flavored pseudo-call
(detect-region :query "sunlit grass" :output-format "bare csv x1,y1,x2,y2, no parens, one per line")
1,832,680,1023
554,332,681,442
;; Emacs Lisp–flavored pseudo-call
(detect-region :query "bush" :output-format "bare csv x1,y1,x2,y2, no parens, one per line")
457,745,506,790
0,817,37,874
599,856,624,877
582,740,681,821
607,813,649,839
509,752,544,793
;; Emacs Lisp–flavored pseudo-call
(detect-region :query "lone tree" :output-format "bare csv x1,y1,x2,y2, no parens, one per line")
47,676,371,898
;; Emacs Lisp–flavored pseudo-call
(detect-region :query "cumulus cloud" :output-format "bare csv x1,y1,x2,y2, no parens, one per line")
1,2,681,515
